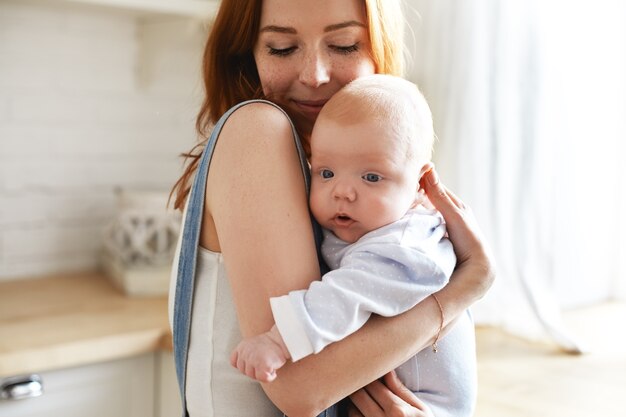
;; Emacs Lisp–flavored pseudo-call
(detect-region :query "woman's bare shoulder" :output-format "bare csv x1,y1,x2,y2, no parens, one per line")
218,101,296,149
207,101,303,191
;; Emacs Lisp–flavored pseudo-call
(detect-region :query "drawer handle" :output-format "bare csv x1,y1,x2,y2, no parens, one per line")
0,374,44,401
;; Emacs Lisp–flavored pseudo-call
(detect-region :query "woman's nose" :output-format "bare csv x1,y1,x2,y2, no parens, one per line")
299,50,330,88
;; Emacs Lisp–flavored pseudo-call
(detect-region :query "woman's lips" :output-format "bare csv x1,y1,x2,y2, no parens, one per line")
292,99,328,116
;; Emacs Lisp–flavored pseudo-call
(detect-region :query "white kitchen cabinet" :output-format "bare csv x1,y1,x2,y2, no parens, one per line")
157,351,182,417
0,354,161,417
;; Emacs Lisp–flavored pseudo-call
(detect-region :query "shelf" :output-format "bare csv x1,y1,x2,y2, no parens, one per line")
49,0,219,18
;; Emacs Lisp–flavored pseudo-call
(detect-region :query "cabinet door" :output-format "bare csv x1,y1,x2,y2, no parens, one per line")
0,354,154,417
156,351,182,417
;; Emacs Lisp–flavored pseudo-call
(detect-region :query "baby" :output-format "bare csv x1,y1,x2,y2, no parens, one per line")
231,75,477,417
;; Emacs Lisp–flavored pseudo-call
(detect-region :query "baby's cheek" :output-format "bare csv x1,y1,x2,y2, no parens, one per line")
309,189,325,219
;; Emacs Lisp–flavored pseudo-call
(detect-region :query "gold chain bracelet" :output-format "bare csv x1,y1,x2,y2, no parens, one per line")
431,293,444,353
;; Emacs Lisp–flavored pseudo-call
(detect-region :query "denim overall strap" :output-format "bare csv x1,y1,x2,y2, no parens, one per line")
172,99,327,417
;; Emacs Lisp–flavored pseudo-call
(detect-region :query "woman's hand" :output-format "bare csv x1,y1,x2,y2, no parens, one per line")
420,165,495,297
347,371,434,417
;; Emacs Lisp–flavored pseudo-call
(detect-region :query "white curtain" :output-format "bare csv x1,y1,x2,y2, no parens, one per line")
404,0,626,350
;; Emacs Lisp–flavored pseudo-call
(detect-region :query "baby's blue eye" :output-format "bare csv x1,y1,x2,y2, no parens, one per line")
363,173,382,183
321,169,334,179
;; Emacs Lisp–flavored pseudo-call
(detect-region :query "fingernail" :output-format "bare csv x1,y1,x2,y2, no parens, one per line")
426,168,440,186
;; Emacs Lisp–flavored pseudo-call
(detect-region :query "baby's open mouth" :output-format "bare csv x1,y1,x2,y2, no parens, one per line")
334,214,354,226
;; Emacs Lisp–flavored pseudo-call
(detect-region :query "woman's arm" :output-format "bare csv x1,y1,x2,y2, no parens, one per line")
207,103,493,417
206,102,321,337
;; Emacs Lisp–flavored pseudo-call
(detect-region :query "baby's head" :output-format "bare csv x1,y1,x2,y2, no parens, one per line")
309,74,434,243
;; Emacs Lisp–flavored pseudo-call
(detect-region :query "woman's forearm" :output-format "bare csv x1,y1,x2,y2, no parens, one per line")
263,294,452,416
263,255,491,417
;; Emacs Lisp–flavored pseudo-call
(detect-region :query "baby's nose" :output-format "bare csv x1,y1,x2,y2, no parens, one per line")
332,183,356,202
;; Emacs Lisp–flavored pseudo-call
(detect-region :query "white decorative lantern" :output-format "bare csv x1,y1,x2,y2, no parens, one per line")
101,189,181,296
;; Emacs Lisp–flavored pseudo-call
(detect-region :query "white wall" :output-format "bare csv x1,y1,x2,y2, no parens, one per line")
0,1,207,280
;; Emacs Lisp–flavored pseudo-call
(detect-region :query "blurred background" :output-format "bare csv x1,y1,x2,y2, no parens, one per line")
1,0,625,416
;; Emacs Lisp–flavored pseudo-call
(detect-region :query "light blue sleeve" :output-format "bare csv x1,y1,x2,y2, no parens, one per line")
271,218,455,361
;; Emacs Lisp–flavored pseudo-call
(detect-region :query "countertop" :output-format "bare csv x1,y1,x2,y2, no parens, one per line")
0,272,172,378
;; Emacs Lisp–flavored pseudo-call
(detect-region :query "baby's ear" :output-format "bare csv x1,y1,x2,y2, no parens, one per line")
417,162,433,191
412,162,434,209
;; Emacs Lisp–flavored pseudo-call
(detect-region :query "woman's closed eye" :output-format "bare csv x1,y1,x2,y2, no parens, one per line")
268,44,359,57
329,43,360,55
267,45,298,57
362,173,382,183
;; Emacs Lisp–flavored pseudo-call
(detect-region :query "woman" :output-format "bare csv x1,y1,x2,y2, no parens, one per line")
169,1,495,416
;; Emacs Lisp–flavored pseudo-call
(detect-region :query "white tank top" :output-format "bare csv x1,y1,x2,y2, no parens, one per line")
168,246,283,417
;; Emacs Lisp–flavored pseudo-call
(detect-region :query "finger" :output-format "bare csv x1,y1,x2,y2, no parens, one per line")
382,371,429,411
256,368,276,383
362,379,399,411
421,170,473,236
236,352,247,373
361,376,434,417
350,387,384,417
440,183,466,210
266,370,277,382
257,361,277,383
229,349,238,368
421,168,460,214
347,403,365,417
423,168,465,210
244,362,257,380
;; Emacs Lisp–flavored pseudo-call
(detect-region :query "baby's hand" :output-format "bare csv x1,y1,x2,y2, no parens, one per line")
229,326,290,382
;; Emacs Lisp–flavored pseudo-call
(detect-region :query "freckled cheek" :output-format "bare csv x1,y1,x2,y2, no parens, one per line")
256,56,283,96
257,69,274,96
260,67,295,98
334,62,356,82
344,58,376,79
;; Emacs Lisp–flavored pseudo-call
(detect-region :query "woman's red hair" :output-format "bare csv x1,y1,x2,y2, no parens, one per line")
171,0,405,210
